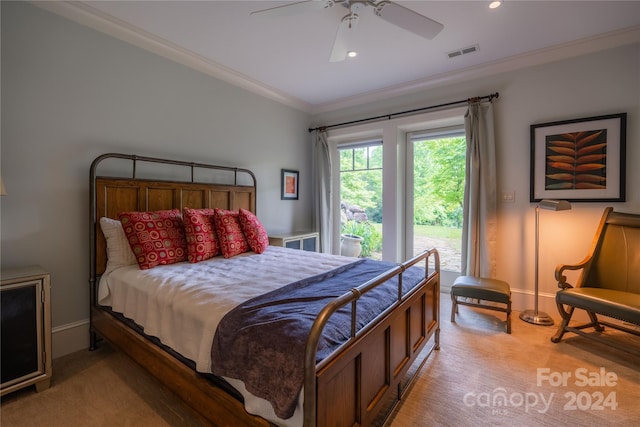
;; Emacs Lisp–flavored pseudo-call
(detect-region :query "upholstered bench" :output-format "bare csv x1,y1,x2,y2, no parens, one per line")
451,276,512,334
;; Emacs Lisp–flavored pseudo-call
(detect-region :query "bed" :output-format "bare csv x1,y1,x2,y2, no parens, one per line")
89,153,440,426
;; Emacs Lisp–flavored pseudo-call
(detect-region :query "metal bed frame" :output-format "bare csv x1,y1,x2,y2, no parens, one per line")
88,153,440,426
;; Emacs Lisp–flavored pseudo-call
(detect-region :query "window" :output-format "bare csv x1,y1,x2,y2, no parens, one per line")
327,105,467,265
339,141,383,259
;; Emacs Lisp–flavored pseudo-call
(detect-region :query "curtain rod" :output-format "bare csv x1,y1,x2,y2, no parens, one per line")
308,92,499,133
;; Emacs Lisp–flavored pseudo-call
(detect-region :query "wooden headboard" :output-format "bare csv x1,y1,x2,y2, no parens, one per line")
89,154,257,300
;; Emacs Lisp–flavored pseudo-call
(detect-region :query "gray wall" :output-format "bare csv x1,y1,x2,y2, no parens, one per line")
1,2,311,356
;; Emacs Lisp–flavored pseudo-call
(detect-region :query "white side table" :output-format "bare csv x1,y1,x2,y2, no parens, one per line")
1,266,52,396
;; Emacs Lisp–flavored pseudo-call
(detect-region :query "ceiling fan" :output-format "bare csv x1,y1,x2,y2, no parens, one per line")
251,0,444,62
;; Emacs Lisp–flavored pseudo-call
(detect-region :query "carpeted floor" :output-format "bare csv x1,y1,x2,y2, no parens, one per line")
387,294,640,427
2,292,639,426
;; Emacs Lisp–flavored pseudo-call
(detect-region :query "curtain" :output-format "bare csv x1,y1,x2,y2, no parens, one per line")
461,100,497,277
311,129,333,253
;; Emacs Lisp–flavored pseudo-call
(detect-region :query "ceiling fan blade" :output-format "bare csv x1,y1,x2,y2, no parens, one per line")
375,1,444,40
330,14,359,62
250,0,330,18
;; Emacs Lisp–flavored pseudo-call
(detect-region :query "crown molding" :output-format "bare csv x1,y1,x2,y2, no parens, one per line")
31,2,639,116
31,1,313,113
311,25,640,115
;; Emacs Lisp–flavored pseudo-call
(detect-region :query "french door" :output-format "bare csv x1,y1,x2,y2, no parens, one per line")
406,128,465,272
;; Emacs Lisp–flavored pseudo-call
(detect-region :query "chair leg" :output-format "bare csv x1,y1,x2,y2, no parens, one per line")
551,303,574,343
588,311,605,332
450,293,457,323
506,298,512,334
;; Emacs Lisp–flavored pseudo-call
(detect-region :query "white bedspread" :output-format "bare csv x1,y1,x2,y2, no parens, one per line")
98,245,355,425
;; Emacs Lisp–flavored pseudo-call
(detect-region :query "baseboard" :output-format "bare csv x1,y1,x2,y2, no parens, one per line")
52,319,89,359
511,289,558,318
511,289,590,323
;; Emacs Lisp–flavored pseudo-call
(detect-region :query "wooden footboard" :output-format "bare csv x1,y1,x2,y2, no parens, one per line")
310,250,440,427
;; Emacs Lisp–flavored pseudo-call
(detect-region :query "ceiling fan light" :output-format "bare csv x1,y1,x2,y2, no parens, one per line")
347,50,358,58
489,1,502,9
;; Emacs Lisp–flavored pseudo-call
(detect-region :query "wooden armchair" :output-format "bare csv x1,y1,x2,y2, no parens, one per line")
551,207,640,353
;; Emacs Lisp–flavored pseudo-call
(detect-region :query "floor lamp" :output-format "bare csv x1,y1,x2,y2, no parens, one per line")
519,199,571,326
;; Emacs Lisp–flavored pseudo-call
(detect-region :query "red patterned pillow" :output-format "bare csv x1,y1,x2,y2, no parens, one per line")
238,208,269,254
119,209,187,270
213,209,249,258
183,207,220,263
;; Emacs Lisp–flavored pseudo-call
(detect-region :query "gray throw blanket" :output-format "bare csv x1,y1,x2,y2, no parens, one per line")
210,259,425,419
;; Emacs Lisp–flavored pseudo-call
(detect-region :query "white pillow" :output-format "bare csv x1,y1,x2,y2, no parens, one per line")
99,217,137,268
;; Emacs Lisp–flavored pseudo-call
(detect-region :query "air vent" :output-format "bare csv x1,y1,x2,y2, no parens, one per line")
447,44,479,59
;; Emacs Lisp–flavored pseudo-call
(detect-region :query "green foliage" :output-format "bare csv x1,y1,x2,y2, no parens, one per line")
412,136,466,227
340,145,383,221
340,170,378,212
339,136,465,255
341,220,382,258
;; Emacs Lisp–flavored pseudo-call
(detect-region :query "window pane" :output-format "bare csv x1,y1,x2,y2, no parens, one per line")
339,143,383,260
368,146,382,169
353,147,367,170
412,136,465,271
340,149,353,171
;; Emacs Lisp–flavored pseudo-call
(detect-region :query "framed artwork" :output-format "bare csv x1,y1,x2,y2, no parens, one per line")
530,113,626,202
281,169,299,200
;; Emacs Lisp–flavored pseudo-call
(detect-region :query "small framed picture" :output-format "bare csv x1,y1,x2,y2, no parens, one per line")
530,113,626,202
281,169,299,200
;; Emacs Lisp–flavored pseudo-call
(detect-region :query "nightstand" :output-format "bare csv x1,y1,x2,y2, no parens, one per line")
269,231,319,252
1,266,52,396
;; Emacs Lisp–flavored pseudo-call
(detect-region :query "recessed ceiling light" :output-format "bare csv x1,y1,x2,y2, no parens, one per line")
347,51,358,58
489,0,502,9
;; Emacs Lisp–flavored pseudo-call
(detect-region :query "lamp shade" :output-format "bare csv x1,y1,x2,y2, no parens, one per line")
538,199,571,211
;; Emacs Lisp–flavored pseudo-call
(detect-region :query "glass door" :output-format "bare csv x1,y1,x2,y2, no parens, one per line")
406,129,465,272
338,140,383,259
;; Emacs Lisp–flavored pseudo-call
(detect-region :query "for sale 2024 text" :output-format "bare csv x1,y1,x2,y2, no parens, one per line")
537,367,618,411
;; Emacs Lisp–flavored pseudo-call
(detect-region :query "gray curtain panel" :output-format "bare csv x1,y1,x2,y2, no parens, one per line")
312,129,333,253
462,101,498,277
